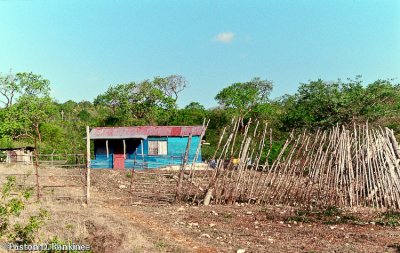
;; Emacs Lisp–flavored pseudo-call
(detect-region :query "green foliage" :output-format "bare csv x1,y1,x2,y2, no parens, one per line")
155,240,167,251
16,96,58,141
0,72,50,108
0,70,399,160
12,209,48,244
0,71,57,145
0,176,48,244
286,206,359,225
0,106,27,140
152,75,187,101
0,136,13,148
222,212,233,219
94,77,177,126
287,210,311,223
377,210,400,227
323,205,341,217
15,72,50,97
363,80,400,120
170,102,208,126
281,77,400,130
215,77,273,117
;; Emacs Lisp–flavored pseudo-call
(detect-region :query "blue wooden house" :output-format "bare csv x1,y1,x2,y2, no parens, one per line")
89,126,205,169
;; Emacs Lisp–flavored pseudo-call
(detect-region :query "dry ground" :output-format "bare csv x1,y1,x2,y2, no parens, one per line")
0,165,399,253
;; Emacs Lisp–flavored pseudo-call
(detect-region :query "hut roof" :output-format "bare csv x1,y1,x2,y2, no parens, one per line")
89,126,205,140
0,146,35,151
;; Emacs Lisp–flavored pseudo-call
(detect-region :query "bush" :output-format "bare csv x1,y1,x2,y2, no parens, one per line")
0,176,48,244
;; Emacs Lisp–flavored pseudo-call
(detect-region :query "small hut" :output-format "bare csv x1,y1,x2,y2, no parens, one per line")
0,146,35,164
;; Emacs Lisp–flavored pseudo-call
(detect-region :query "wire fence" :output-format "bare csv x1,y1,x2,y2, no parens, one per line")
0,153,87,202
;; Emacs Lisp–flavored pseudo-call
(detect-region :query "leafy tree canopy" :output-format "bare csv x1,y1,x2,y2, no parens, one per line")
281,77,400,130
94,77,180,126
0,72,50,108
215,77,273,117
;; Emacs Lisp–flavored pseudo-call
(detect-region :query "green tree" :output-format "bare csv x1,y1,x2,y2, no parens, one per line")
0,72,50,108
94,77,179,126
0,72,18,108
0,72,53,144
215,77,273,118
281,79,342,129
281,77,400,130
153,75,187,101
363,79,400,120
15,96,58,142
170,102,208,126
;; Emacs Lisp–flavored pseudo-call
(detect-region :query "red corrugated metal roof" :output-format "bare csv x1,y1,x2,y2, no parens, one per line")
89,126,205,139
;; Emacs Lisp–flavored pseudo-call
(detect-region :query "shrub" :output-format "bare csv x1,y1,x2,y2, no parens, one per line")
0,176,48,244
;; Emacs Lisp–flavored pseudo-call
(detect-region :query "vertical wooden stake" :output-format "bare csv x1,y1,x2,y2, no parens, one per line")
106,140,109,159
86,126,91,205
51,150,54,167
123,139,126,159
176,133,192,201
130,154,136,193
141,139,145,166
34,138,40,201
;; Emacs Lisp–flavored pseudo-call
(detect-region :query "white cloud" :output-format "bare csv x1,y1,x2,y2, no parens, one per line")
215,32,234,43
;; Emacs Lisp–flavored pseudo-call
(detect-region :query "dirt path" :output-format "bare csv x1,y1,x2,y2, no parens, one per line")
101,202,218,253
92,189,218,253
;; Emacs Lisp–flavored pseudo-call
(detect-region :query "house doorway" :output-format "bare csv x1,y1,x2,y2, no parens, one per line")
113,140,125,169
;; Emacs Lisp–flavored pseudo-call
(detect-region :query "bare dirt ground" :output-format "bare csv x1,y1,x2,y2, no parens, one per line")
1,165,400,253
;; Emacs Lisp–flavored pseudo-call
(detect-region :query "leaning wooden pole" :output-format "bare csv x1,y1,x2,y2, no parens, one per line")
189,119,209,178
130,154,136,193
386,127,400,160
86,126,91,205
176,133,192,201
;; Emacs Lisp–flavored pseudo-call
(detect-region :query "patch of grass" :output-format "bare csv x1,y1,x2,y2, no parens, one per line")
319,206,357,224
287,210,311,223
323,206,341,217
222,213,233,219
340,214,359,223
125,172,132,178
65,224,74,230
286,206,360,225
155,240,167,251
377,210,400,227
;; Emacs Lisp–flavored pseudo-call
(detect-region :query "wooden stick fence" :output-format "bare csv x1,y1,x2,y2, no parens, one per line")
181,121,400,210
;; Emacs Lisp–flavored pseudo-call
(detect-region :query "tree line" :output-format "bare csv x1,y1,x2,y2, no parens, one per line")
0,71,399,160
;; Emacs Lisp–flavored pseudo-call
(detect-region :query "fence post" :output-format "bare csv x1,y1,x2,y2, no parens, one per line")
75,154,79,167
51,150,54,167
176,133,192,201
130,154,136,193
34,138,40,201
86,126,91,205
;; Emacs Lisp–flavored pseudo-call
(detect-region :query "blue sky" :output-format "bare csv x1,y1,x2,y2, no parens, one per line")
1,0,399,108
